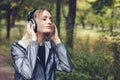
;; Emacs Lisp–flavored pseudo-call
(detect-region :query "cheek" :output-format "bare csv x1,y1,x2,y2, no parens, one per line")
37,22,44,32
38,26,48,33
36,20,44,32
37,25,42,32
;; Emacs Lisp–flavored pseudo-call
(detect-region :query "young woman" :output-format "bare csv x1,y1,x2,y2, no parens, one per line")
11,8,73,80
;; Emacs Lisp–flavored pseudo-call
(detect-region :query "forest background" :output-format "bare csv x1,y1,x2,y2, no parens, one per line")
0,0,120,80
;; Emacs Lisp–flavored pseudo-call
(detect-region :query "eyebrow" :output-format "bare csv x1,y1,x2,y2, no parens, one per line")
43,15,52,19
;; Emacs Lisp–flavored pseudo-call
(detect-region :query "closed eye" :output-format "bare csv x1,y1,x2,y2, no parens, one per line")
49,17,53,22
43,18,46,21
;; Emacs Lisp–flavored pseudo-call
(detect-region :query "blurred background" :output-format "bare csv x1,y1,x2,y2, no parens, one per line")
0,0,120,80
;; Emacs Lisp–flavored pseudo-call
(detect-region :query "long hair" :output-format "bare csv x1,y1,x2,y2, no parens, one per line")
22,8,52,47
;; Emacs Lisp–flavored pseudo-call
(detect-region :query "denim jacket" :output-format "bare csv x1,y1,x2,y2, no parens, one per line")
11,40,73,80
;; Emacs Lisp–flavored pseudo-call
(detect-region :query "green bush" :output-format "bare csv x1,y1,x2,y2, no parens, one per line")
56,37,117,80
56,51,112,80
107,42,120,80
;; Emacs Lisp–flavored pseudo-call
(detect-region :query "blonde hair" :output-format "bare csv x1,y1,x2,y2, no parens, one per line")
22,8,51,47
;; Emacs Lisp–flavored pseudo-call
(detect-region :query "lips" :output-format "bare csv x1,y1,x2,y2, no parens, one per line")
46,26,52,29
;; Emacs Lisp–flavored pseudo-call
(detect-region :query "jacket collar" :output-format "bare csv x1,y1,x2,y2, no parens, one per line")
18,40,52,65
18,40,27,49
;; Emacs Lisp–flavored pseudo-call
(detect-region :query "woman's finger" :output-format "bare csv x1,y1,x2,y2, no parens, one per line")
27,22,33,34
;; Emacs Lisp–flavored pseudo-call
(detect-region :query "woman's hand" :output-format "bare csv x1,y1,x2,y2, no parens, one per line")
49,24,61,44
21,22,37,46
27,22,37,41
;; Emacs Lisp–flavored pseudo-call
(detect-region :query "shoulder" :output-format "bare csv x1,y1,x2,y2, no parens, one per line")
11,40,26,51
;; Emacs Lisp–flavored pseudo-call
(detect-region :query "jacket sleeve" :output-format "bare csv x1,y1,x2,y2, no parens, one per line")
53,42,73,73
11,41,39,79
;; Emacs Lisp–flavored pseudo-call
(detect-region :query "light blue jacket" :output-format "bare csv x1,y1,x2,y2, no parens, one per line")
11,40,73,80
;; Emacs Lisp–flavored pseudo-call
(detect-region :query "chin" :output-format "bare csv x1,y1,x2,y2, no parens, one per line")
43,31,51,35
44,30,52,33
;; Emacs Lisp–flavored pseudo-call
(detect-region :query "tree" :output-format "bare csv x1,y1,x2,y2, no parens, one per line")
90,0,113,14
90,0,115,35
66,0,76,48
56,0,61,36
76,0,93,29
0,0,56,39
0,0,24,39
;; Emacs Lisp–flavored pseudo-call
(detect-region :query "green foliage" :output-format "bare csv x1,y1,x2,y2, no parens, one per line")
93,36,106,54
91,0,113,14
56,36,120,80
58,54,111,80
107,42,120,79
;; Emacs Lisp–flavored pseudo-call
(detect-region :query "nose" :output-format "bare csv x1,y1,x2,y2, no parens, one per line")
47,19,52,25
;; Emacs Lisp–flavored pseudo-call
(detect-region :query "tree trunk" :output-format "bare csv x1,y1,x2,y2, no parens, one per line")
100,20,104,31
11,8,16,27
110,11,114,36
66,0,76,48
6,6,11,39
11,7,19,27
110,25,113,36
56,0,61,36
81,21,85,29
0,10,1,23
81,16,85,29
91,23,94,30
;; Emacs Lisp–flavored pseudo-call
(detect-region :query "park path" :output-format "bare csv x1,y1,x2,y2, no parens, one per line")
0,55,14,80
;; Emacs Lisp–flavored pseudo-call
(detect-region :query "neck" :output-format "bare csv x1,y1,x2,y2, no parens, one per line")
37,33,45,46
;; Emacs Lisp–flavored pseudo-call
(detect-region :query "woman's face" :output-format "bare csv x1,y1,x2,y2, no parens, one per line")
37,10,54,34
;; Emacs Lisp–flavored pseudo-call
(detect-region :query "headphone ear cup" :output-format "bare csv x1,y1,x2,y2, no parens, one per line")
29,19,37,33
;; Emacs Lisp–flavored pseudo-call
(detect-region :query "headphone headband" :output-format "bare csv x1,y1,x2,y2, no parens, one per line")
27,9,37,21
